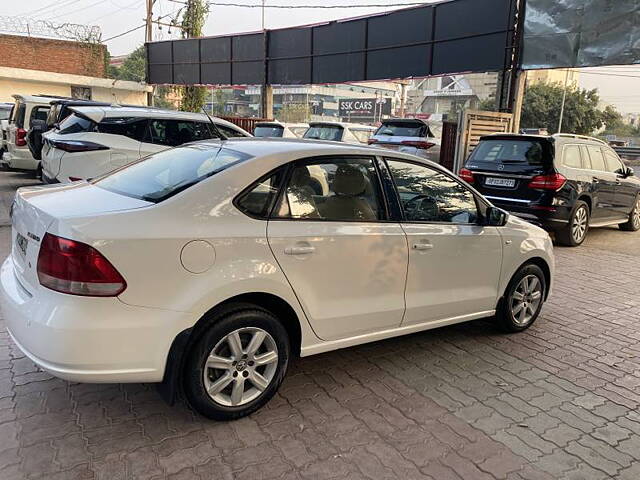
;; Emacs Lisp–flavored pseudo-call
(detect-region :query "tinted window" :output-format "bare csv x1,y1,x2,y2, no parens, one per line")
254,125,284,137
30,106,49,124
469,139,546,166
97,118,148,141
563,145,582,168
604,150,624,174
375,121,430,138
13,104,26,128
303,125,343,141
95,145,252,202
0,108,10,121
217,124,247,138
147,120,217,146
587,146,606,171
236,170,284,218
276,157,383,221
58,114,95,134
387,159,478,224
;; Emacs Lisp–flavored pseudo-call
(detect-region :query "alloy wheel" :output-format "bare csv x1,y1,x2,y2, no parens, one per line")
571,206,588,243
203,327,279,407
510,274,543,326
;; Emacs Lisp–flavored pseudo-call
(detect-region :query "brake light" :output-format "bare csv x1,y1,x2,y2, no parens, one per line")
16,128,27,147
37,233,126,297
458,168,475,184
401,140,435,150
528,173,566,191
51,140,109,153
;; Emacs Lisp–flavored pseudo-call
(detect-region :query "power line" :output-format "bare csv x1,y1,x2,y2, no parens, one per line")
102,23,146,42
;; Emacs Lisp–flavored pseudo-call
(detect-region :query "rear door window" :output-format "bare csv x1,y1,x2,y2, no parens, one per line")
97,118,148,141
147,120,218,146
587,146,606,172
563,145,582,168
375,121,431,138
604,149,625,174
466,138,552,173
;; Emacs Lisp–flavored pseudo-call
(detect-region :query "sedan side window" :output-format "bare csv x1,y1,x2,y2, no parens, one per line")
387,159,478,224
236,170,285,219
275,157,383,221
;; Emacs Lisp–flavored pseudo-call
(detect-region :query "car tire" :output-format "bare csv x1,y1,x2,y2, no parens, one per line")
556,200,589,247
183,304,290,420
496,263,546,333
619,196,640,232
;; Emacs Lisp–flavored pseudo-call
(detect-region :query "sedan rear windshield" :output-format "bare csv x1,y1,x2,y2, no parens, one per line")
375,121,433,138
467,139,553,168
303,125,343,141
254,125,284,137
94,145,252,203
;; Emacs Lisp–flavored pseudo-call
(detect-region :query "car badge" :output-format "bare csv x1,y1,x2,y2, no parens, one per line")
498,164,505,170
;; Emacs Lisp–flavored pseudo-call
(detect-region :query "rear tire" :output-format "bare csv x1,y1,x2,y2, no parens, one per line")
619,196,640,232
556,200,589,247
496,263,546,333
184,304,290,420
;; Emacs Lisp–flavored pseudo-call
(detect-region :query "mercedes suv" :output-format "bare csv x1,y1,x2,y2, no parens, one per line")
460,133,640,246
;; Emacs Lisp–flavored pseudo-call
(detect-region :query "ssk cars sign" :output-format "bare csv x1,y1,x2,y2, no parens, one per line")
338,98,392,117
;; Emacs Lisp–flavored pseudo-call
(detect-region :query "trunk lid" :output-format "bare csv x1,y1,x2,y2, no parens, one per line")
464,136,555,203
10,183,152,294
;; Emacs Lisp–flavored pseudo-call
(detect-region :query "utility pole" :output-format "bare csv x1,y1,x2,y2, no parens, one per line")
145,0,154,106
558,69,570,133
260,1,273,119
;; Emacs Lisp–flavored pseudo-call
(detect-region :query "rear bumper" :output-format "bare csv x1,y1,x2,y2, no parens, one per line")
489,199,571,229
0,256,194,383
4,149,38,171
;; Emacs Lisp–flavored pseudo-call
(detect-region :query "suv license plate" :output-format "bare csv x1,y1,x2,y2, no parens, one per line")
15,233,27,257
485,177,516,188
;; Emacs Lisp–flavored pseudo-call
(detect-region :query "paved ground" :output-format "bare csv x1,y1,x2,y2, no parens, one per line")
1,170,640,479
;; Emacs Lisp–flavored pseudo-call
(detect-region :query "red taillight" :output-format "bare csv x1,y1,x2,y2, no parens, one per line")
16,128,27,147
37,233,126,297
68,177,83,182
458,168,475,184
528,173,566,191
401,140,435,150
50,140,108,153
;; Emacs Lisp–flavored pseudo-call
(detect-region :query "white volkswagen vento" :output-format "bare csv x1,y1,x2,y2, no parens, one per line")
1,139,554,420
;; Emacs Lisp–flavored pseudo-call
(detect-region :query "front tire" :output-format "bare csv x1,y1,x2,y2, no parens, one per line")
619,196,640,232
184,305,290,420
556,200,589,247
496,264,546,332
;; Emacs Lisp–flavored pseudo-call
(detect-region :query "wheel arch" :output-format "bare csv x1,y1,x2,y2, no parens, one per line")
511,256,552,301
576,194,592,213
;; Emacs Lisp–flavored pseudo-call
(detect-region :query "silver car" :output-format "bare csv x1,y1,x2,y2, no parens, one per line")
369,118,441,163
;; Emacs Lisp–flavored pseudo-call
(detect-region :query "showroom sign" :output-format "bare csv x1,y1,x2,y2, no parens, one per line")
338,98,392,117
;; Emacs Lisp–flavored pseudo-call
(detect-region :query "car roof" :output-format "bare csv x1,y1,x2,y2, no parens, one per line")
12,94,69,105
381,118,431,125
482,132,607,146
68,106,245,131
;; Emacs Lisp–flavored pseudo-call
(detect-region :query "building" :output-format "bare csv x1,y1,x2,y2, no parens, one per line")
0,34,150,105
526,69,579,87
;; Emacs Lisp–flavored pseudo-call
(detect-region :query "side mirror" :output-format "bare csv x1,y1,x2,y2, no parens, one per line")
486,206,508,227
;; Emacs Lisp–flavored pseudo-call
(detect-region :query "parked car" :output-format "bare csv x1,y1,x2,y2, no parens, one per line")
2,94,58,172
253,121,308,138
0,102,13,161
2,138,554,420
41,106,251,183
27,99,115,163
460,133,640,246
303,121,375,144
368,118,442,163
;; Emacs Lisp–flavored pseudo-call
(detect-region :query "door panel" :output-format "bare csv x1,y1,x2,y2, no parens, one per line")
268,221,408,340
584,146,617,219
401,224,502,323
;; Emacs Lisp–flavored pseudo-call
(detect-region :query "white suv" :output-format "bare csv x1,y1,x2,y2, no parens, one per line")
41,106,251,183
3,94,56,171
1,139,554,420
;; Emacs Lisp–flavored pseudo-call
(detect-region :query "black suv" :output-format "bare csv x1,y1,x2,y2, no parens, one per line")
460,133,640,246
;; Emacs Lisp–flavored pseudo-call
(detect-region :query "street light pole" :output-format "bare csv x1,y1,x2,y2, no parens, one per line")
557,69,570,133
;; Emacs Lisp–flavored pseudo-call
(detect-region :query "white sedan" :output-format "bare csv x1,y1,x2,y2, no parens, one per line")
1,139,554,420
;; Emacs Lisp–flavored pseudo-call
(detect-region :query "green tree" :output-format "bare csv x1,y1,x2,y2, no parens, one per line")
520,83,603,135
477,97,497,112
179,0,209,113
112,46,146,82
600,105,639,137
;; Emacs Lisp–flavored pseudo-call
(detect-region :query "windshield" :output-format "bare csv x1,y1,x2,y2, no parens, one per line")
58,113,96,134
375,121,431,138
94,144,252,203
254,125,284,138
468,139,549,166
303,125,343,141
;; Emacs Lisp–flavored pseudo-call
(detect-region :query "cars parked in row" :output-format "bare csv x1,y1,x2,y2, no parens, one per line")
2,94,57,172
369,118,442,163
302,121,375,144
0,102,12,161
253,121,308,138
1,138,554,420
41,106,251,183
460,133,640,246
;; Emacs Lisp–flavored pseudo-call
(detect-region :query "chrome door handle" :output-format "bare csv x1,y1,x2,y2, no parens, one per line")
412,243,433,251
284,246,315,255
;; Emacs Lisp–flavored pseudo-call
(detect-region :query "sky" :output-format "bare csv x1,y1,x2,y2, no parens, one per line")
3,0,640,115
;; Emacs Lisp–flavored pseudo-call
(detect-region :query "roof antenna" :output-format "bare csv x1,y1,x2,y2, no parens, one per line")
201,107,228,141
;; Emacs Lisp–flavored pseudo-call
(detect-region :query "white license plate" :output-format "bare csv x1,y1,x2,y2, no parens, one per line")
485,177,516,187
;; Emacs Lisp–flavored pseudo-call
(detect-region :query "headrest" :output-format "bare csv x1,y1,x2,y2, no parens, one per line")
333,165,367,196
